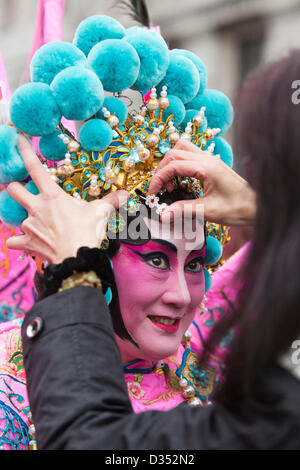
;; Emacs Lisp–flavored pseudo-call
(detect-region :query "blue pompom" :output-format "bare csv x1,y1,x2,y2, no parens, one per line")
204,236,223,266
51,66,104,120
0,181,39,227
181,109,207,133
10,83,61,136
30,42,87,85
79,119,113,151
207,137,234,168
125,29,169,91
88,39,140,92
203,268,212,293
96,96,128,124
154,95,185,125
171,49,207,96
186,89,234,135
39,130,68,161
73,15,125,56
0,126,28,183
156,54,200,104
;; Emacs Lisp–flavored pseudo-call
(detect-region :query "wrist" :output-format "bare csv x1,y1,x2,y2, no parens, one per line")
237,185,256,225
42,247,114,298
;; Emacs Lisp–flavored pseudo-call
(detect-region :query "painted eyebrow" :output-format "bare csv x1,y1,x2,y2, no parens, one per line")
151,238,177,253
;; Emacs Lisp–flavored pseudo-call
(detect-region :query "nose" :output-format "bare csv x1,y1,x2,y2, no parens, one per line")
161,270,191,309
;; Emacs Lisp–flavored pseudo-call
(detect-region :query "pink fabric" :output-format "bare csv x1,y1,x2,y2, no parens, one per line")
0,222,37,322
0,244,249,448
0,0,68,323
0,51,11,100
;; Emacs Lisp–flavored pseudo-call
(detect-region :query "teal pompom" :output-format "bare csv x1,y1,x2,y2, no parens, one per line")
73,15,125,56
186,89,234,135
125,29,169,91
0,126,28,183
203,268,212,293
206,137,234,168
30,42,87,85
155,95,185,125
10,82,61,136
181,109,207,133
171,49,207,96
204,236,223,266
88,39,140,92
39,130,68,161
0,181,39,227
96,96,128,124
51,66,104,120
79,119,113,151
156,54,200,104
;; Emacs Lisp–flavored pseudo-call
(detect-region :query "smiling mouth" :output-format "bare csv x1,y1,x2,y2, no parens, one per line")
148,315,178,325
148,315,181,333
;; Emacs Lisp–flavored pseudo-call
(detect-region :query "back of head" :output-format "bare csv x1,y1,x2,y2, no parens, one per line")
215,52,300,408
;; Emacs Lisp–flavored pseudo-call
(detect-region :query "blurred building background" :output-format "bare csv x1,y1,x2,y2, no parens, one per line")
1,0,300,253
2,0,300,98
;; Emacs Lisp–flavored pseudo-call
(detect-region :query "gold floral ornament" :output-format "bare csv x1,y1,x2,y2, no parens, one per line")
43,85,229,256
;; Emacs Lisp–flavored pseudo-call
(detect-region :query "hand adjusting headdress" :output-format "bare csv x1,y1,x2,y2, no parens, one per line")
0,14,234,273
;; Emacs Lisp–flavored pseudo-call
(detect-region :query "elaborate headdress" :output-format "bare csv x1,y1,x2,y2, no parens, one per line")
0,13,234,280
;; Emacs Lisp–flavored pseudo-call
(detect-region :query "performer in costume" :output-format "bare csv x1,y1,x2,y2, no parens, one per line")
0,11,243,450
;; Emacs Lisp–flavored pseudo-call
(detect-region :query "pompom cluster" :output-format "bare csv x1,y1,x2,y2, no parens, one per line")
7,15,234,164
1,13,235,249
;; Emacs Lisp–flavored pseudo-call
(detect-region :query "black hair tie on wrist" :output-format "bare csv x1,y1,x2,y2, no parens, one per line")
42,247,113,297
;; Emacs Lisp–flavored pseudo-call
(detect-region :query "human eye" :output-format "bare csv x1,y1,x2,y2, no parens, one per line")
143,252,170,270
185,257,204,273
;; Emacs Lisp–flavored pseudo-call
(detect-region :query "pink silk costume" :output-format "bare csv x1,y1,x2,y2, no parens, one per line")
0,243,249,450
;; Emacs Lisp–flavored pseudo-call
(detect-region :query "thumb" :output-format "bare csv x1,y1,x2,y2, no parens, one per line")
95,190,129,218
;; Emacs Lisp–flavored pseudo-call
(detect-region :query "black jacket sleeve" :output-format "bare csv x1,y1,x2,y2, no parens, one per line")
21,286,300,450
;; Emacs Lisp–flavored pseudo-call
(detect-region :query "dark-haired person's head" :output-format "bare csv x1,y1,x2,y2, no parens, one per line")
211,51,300,409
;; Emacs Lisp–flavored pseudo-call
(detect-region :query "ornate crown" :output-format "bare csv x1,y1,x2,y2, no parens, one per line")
0,15,234,270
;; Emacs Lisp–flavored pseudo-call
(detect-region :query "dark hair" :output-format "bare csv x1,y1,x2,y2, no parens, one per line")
34,187,199,345
207,51,300,410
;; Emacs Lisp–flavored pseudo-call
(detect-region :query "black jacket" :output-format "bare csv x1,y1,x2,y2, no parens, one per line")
21,286,300,450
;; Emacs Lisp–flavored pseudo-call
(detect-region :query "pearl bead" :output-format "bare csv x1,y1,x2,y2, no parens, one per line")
147,98,159,111
193,114,204,126
107,115,119,128
188,397,202,407
63,137,70,144
65,165,74,176
123,159,135,172
179,378,188,388
159,97,169,109
183,386,195,399
29,424,36,439
138,147,150,161
169,132,180,144
146,133,159,147
67,140,80,153
182,330,192,342
134,115,145,126
88,185,100,197
205,128,214,139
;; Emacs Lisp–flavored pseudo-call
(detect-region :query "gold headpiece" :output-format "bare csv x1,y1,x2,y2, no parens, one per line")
46,86,229,255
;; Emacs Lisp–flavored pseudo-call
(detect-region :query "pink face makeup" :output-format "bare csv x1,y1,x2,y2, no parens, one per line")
111,217,205,364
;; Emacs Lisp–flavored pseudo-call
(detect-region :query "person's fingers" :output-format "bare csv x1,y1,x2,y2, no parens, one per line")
17,135,57,193
173,138,200,152
6,233,30,251
95,190,129,217
6,181,36,212
149,160,208,195
160,199,204,222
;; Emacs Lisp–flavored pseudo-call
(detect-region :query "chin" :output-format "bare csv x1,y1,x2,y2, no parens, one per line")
139,342,180,362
